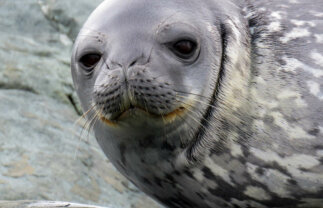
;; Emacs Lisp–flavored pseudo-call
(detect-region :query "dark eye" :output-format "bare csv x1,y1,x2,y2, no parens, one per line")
79,53,101,71
172,40,196,59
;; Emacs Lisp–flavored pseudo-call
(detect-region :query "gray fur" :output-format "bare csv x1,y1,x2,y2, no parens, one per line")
71,0,323,207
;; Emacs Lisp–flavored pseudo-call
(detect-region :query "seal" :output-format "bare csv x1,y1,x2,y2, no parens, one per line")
71,0,323,207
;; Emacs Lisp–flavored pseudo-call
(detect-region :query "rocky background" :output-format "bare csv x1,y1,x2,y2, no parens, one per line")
0,1,162,208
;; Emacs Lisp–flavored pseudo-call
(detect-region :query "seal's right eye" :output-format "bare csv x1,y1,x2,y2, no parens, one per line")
79,54,101,71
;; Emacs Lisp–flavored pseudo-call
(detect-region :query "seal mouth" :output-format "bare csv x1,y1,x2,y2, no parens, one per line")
100,105,187,126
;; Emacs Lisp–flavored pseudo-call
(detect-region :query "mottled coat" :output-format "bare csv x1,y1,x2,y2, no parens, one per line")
71,0,323,207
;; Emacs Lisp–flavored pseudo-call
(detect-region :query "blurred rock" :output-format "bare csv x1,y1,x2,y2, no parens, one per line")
0,90,162,208
0,0,103,112
0,0,163,208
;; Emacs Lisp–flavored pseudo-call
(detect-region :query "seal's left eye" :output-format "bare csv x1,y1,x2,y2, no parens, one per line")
172,40,197,59
79,54,101,70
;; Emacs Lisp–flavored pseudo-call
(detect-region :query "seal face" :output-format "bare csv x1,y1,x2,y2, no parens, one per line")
72,0,323,207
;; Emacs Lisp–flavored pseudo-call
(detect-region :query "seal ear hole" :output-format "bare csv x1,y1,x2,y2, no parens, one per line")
79,53,101,72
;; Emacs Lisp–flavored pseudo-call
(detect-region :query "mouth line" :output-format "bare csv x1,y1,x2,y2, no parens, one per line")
100,106,187,126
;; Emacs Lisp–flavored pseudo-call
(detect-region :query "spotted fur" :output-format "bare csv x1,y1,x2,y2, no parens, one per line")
71,0,323,207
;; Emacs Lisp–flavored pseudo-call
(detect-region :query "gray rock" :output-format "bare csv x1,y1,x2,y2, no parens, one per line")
0,90,161,208
0,0,103,112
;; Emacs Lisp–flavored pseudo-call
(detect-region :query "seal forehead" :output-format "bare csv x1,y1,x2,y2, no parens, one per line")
83,0,204,35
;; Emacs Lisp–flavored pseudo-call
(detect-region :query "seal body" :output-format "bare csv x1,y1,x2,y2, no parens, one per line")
71,0,323,207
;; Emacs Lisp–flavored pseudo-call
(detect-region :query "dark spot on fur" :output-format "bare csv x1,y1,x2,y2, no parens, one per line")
263,115,274,124
308,128,320,136
256,167,264,175
277,58,287,66
161,141,176,151
271,161,291,177
288,179,298,185
163,193,201,208
196,192,206,200
165,173,176,187
139,135,154,148
142,177,152,186
202,167,216,180
174,170,181,176
154,177,162,187
184,169,195,179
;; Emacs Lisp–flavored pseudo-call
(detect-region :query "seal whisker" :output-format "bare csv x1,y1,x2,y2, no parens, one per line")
76,104,97,124
74,104,97,141
174,99,215,128
177,106,209,134
176,95,217,110
87,111,101,138
173,90,211,100
176,113,202,146
80,105,99,140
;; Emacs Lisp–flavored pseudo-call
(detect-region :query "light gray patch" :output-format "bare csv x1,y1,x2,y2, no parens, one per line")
307,80,323,100
204,157,235,186
230,142,243,157
244,186,272,201
310,51,323,67
314,34,323,43
267,21,282,32
316,150,323,157
246,163,293,198
270,11,285,20
229,160,249,185
269,111,315,140
289,0,300,3
298,199,323,208
250,148,323,192
282,56,323,77
280,27,311,43
250,148,320,169
309,10,323,17
276,89,308,108
290,19,316,27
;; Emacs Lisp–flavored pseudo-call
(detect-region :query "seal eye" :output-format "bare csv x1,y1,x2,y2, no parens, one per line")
172,40,196,59
79,53,101,71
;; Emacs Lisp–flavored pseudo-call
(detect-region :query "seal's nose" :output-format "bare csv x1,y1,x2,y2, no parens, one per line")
108,36,149,66
107,52,146,85
108,53,144,69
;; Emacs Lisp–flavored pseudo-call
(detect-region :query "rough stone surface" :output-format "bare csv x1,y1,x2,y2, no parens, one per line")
0,1,162,208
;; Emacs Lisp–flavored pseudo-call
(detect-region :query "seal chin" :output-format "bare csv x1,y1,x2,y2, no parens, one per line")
99,106,187,127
